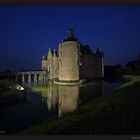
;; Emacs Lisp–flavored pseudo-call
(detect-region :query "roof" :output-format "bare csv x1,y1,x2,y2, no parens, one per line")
80,45,94,55
62,28,78,42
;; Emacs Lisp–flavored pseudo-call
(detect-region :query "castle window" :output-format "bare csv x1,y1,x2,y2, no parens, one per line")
59,60,62,65
59,51,62,56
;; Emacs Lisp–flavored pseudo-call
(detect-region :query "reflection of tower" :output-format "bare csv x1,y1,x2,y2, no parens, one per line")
46,84,80,117
58,85,79,117
46,84,59,112
47,85,53,111
39,81,104,117
52,85,59,111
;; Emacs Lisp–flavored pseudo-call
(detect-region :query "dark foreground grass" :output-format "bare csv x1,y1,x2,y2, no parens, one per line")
22,76,140,135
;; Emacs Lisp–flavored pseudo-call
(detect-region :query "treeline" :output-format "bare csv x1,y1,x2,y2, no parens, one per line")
126,54,140,75
0,70,15,80
105,54,140,77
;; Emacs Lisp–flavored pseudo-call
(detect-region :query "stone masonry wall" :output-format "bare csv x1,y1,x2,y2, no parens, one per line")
58,41,80,81
52,56,59,79
47,50,53,80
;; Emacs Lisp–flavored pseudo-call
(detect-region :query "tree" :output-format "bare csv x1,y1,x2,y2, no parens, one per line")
137,54,140,60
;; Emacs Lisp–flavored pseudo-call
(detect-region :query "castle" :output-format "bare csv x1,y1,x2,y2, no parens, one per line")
41,28,104,81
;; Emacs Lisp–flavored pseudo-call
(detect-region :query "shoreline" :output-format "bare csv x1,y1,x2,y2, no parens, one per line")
21,75,140,135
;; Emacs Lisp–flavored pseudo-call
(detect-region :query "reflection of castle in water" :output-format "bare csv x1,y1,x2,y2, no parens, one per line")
40,81,104,117
58,86,79,117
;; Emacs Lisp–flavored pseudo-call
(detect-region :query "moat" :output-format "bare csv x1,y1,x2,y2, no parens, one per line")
0,80,122,134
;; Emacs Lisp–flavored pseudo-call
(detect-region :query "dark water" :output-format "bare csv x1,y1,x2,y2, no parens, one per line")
0,80,122,134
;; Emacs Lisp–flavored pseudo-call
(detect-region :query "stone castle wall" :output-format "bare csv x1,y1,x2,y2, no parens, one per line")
58,41,80,81
80,54,97,79
94,55,104,78
52,55,59,79
41,59,47,70
86,54,96,78
42,48,104,80
47,50,53,80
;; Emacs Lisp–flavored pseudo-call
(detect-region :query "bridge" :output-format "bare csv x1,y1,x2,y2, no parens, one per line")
15,70,48,84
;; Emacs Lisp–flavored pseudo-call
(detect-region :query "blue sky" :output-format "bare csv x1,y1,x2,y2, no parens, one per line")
0,5,140,71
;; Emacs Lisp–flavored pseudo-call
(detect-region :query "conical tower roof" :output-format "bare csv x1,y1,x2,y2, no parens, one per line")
63,27,77,42
95,47,104,57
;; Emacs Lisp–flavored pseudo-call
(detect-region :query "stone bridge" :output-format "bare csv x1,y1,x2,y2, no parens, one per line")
15,70,48,84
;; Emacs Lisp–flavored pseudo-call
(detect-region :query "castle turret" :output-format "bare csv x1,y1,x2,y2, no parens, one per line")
42,55,46,60
42,55,47,70
101,51,104,57
63,27,77,42
52,49,58,79
53,49,57,57
96,47,102,55
47,48,53,79
48,48,53,56
58,28,80,81
95,47,104,77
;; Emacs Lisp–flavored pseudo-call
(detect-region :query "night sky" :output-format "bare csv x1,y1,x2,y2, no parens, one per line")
0,5,140,71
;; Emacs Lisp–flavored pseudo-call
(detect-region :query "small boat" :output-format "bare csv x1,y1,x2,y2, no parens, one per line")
15,84,24,91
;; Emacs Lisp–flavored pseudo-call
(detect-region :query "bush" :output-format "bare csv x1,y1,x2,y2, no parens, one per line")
0,79,15,90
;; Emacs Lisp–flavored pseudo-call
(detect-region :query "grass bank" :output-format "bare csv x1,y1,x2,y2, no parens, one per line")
22,76,140,135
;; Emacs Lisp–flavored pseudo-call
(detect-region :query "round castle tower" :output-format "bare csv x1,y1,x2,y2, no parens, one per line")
58,28,80,81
